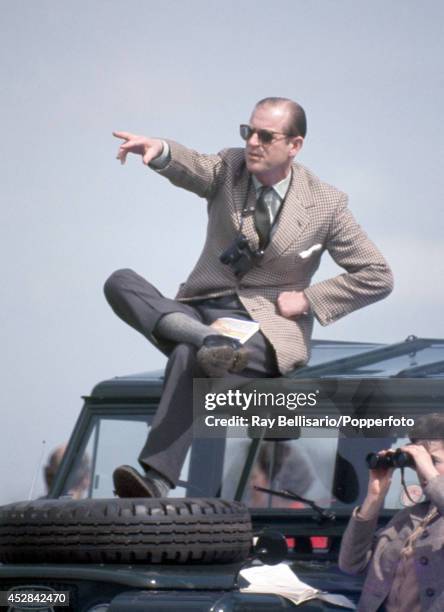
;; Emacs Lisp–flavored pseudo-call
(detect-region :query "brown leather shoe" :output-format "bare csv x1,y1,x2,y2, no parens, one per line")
113,465,162,498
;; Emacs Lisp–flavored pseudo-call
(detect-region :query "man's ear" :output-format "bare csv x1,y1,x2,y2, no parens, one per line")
289,136,304,158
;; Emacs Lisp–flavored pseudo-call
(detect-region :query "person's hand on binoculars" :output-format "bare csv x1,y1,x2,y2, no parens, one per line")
399,444,439,488
357,450,395,519
367,450,395,499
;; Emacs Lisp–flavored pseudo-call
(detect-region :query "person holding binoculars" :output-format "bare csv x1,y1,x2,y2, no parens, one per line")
339,413,444,611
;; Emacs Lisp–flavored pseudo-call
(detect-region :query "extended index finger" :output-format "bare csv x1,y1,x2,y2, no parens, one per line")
112,131,135,141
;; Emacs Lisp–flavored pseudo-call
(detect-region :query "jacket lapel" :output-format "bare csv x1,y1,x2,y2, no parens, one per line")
241,185,261,252
232,165,261,251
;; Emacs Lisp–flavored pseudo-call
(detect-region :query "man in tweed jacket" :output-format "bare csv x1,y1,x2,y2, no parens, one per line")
105,97,393,497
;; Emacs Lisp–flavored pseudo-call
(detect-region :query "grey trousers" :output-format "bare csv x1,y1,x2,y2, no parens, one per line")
103,268,279,486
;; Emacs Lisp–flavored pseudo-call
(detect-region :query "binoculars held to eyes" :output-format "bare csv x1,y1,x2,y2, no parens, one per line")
366,449,415,470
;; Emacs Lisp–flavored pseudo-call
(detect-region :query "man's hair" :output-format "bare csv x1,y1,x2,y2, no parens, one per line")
44,444,90,490
255,97,307,139
408,413,444,445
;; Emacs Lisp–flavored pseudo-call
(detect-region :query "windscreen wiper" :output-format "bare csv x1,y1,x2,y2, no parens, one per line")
254,485,336,523
394,359,444,378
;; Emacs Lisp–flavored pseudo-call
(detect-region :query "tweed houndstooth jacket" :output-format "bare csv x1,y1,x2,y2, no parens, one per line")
155,140,394,374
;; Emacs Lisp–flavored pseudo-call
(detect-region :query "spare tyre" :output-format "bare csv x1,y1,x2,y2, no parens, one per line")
0,497,252,564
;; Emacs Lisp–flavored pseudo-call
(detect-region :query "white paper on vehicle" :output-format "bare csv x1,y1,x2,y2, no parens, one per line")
239,563,356,608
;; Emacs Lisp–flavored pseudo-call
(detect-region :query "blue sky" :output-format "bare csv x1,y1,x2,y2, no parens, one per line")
1,0,443,503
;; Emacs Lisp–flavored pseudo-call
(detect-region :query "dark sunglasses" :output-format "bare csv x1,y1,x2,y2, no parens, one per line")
239,124,293,144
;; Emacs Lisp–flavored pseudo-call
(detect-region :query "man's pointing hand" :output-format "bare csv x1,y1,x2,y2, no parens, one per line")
113,131,164,166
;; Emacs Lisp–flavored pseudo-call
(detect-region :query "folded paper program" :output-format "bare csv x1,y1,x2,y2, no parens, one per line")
210,317,260,344
239,563,356,608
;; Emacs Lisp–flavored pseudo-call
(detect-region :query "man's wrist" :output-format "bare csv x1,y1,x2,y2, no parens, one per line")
302,291,311,314
302,289,315,316
149,140,171,169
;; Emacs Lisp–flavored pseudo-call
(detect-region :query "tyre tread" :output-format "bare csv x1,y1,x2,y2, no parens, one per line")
0,498,251,564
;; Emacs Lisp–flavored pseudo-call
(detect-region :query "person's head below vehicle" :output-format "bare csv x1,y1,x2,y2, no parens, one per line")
248,441,314,507
242,97,306,186
44,444,91,499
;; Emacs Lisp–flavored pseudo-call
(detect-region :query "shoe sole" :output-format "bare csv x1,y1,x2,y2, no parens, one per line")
113,465,160,498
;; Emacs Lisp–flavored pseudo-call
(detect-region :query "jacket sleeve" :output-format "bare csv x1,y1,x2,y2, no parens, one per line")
338,507,380,575
304,195,394,326
152,139,226,200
